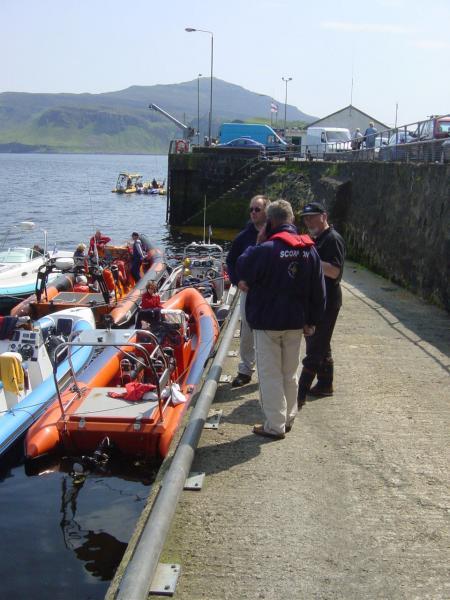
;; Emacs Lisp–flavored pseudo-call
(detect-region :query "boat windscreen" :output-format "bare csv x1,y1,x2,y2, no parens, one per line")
0,247,33,263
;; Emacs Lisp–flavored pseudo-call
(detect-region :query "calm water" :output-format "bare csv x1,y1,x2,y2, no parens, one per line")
0,153,213,600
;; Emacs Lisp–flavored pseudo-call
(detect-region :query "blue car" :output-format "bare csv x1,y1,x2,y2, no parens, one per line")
219,137,266,150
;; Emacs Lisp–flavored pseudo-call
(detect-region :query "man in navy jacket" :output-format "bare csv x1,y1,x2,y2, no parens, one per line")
226,195,270,387
237,200,326,439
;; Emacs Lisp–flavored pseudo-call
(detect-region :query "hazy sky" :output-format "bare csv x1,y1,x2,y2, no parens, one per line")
2,0,449,126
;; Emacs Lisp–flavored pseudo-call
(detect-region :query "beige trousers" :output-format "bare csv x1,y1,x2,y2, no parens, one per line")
238,291,255,377
254,329,302,435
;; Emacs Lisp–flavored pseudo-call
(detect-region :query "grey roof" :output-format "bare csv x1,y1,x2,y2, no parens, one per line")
307,104,389,129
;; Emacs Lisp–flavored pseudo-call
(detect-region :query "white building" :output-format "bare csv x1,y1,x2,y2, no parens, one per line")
287,105,389,146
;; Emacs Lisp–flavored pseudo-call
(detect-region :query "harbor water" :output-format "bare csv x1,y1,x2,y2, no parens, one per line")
0,153,217,600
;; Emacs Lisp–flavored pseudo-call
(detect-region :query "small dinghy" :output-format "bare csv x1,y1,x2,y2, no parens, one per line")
0,307,95,456
25,287,219,461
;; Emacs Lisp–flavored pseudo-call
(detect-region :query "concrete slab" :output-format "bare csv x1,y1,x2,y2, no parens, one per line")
160,261,450,600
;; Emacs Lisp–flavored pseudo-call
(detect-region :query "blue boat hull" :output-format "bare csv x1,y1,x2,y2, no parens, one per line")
0,319,94,456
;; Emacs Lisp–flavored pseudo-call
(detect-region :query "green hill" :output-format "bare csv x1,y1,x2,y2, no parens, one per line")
0,79,316,154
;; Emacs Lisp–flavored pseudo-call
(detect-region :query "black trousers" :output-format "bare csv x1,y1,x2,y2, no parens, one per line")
302,302,341,373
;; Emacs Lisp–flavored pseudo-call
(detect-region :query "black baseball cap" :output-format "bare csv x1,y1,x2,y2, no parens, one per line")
300,202,326,216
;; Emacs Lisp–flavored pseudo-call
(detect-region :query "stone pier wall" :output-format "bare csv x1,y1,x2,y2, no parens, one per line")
168,153,449,310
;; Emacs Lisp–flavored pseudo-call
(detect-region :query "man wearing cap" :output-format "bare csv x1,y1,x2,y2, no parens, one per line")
298,201,346,404
226,195,270,387
237,199,325,439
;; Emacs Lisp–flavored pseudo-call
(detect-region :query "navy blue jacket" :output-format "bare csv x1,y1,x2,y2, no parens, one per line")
226,222,258,285
236,224,326,330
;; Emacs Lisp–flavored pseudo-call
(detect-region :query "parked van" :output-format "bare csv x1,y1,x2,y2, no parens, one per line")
218,123,288,151
305,127,351,158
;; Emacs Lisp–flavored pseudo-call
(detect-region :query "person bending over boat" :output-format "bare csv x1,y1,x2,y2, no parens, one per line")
88,230,111,257
226,195,270,388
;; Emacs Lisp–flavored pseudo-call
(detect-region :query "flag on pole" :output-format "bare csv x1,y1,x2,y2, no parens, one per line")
270,102,279,113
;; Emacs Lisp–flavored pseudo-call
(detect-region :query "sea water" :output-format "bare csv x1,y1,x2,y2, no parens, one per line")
0,153,198,600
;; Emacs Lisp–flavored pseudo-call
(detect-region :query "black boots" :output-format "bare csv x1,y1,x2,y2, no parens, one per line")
309,362,334,397
297,368,316,409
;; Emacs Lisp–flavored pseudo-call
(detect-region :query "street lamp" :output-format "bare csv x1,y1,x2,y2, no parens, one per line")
282,76,292,138
197,73,202,146
186,27,214,144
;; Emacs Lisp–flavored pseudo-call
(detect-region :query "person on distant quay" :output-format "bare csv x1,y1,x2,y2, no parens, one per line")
364,122,378,149
226,195,271,387
130,232,146,282
297,202,346,406
351,128,364,150
236,199,325,439
88,230,111,256
151,178,158,189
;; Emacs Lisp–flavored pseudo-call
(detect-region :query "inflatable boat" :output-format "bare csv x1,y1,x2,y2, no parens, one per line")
25,287,219,461
0,307,95,456
11,240,168,328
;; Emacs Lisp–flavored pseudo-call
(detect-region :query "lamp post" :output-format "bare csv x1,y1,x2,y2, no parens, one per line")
186,28,214,144
282,76,292,138
197,73,202,146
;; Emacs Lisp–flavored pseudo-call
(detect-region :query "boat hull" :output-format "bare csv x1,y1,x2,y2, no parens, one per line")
25,287,219,460
0,308,95,456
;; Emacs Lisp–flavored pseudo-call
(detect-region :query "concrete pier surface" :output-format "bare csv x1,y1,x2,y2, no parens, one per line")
158,261,449,600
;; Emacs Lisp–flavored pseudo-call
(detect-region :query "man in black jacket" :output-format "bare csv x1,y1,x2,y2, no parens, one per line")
298,202,346,405
226,195,270,387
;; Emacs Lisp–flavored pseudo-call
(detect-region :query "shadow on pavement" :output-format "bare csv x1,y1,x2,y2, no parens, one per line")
193,434,265,476
343,262,450,373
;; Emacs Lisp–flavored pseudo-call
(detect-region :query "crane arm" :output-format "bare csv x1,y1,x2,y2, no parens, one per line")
148,103,195,138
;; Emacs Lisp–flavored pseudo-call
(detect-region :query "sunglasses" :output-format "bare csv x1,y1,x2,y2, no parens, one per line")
249,207,262,213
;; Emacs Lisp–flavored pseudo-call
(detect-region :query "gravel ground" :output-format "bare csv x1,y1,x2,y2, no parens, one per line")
158,261,449,600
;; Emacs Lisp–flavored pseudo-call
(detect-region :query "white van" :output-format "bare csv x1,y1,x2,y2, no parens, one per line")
305,127,351,158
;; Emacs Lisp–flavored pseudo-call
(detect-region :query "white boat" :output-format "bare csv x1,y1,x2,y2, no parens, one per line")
158,242,237,323
0,307,96,456
0,222,73,312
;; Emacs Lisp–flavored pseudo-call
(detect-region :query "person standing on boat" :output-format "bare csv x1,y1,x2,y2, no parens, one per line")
237,200,325,439
73,242,87,272
226,195,270,387
88,230,111,257
131,232,145,282
297,202,346,406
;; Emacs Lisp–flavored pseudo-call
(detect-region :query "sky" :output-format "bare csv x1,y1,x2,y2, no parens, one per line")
2,0,449,126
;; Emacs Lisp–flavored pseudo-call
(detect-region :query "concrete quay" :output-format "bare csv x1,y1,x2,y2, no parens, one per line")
159,261,449,600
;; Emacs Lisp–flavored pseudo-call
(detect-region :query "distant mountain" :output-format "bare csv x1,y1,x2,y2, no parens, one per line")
0,79,316,154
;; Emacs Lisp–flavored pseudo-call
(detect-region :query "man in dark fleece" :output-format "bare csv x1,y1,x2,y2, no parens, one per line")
297,202,346,405
226,195,270,387
237,199,326,439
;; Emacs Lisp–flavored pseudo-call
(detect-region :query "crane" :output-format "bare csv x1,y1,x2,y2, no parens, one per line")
148,103,195,139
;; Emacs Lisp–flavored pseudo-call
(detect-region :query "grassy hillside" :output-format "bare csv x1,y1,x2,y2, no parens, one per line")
0,79,316,154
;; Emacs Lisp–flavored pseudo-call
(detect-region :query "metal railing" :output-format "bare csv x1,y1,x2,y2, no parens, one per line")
302,113,450,164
